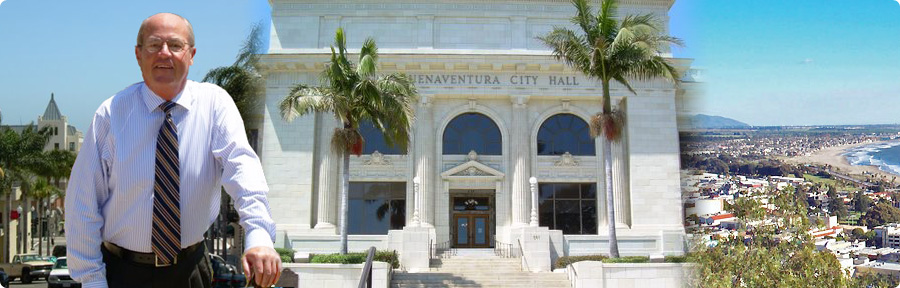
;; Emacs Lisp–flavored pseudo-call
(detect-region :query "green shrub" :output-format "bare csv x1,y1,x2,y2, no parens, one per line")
374,250,400,269
603,256,649,263
664,255,692,263
555,255,608,268
309,250,399,269
274,248,294,263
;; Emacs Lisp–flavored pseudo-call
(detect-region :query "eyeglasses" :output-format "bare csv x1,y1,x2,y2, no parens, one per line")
139,38,190,54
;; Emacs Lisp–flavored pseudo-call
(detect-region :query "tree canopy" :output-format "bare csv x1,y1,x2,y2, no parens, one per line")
860,202,900,228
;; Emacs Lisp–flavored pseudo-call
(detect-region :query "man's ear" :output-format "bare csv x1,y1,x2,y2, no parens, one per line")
135,46,142,66
189,47,196,66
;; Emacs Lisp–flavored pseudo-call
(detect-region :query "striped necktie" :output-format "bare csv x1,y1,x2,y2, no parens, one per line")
152,101,181,265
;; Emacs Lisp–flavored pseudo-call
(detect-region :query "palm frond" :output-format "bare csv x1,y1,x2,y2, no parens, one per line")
358,55,377,79
598,0,619,41
359,38,379,68
571,0,598,42
538,28,592,75
279,84,333,122
234,22,264,70
203,65,263,122
628,56,681,86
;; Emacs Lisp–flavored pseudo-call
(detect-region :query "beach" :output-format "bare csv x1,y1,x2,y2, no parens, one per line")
786,141,900,181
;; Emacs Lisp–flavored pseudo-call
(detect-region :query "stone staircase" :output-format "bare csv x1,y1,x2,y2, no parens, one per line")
391,249,570,288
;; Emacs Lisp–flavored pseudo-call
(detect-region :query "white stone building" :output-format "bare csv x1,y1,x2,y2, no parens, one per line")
256,0,691,267
3,94,83,152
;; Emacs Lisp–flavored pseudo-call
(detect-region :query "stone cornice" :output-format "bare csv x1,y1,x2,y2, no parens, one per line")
271,0,674,9
257,53,692,75
271,0,674,18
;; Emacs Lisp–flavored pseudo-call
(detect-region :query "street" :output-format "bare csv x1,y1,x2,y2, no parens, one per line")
7,279,49,288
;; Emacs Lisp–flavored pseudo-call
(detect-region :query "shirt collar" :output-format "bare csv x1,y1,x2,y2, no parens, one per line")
141,81,194,112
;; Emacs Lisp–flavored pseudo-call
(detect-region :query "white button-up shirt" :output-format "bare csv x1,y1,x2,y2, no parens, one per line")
65,81,276,288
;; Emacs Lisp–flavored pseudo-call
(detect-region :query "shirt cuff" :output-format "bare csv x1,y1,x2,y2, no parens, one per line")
81,279,108,288
244,228,275,253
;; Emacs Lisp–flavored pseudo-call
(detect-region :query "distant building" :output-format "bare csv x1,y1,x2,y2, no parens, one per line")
2,93,83,152
874,224,900,249
699,213,735,226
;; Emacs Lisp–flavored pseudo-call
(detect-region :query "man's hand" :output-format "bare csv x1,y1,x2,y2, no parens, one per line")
242,246,283,287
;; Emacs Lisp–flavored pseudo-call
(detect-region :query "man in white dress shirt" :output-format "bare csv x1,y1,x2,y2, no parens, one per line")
65,13,281,288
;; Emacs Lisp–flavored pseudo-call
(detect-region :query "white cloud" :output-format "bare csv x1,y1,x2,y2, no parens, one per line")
0,0,5,6
800,58,814,65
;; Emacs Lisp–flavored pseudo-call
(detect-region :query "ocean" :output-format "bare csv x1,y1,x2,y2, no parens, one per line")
845,141,900,176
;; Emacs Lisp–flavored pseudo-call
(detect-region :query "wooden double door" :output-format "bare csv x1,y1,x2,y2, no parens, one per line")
453,214,491,248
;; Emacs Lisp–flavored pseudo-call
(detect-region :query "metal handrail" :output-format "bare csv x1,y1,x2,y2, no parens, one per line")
494,240,520,258
357,246,377,288
517,238,528,270
431,240,455,259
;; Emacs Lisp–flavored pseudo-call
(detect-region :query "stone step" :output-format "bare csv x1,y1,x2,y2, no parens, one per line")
393,274,568,281
390,279,571,288
392,284,569,288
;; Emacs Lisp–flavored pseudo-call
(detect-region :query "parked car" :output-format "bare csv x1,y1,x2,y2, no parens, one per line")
0,254,54,283
47,257,79,288
210,254,246,288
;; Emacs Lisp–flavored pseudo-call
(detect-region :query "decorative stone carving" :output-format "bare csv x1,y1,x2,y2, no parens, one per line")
363,151,391,166
554,152,579,167
467,150,478,161
454,167,492,177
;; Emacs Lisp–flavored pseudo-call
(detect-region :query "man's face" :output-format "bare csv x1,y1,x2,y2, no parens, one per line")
135,14,195,99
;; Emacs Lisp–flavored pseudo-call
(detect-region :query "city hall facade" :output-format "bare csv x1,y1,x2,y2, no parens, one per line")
256,0,689,261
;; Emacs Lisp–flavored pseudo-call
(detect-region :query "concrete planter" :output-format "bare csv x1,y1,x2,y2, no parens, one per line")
280,261,392,288
566,261,697,288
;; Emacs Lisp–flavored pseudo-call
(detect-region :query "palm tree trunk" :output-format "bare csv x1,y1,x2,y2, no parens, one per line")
604,136,619,258
38,199,43,255
340,152,350,255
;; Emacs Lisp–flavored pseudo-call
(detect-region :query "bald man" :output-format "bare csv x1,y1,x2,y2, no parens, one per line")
65,13,281,288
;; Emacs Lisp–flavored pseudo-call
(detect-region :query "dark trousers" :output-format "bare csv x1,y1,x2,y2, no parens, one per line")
101,242,213,288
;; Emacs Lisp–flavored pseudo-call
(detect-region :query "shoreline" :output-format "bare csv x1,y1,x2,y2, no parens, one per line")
785,140,900,181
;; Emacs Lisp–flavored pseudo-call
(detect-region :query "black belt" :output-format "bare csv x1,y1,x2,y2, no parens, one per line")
102,241,204,267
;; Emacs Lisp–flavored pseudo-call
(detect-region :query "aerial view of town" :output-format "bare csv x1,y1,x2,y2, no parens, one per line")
682,122,900,286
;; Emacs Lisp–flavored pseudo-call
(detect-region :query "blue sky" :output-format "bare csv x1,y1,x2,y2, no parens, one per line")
678,0,900,126
0,0,270,130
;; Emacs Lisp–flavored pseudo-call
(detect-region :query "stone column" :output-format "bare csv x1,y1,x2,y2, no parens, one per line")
314,114,338,231
510,95,530,227
415,96,434,227
612,136,631,228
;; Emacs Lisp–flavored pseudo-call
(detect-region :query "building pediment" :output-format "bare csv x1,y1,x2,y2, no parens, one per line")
441,152,505,180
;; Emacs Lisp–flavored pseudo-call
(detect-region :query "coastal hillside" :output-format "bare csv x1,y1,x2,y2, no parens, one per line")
691,114,751,129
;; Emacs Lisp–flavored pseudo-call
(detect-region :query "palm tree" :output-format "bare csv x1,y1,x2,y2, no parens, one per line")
30,149,75,255
28,178,59,255
538,0,682,257
0,125,51,260
203,23,264,260
280,28,417,254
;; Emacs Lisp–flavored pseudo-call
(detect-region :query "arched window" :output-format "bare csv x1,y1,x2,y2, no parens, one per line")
442,113,502,155
537,114,595,156
359,120,406,155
